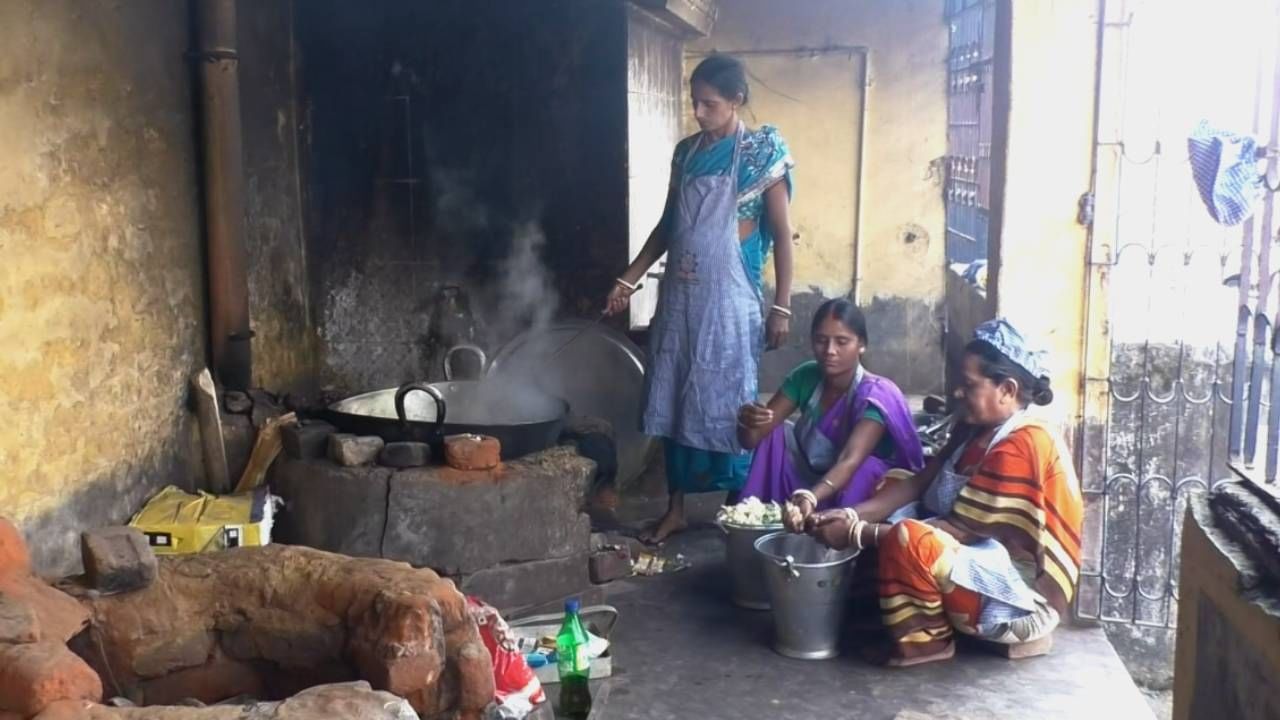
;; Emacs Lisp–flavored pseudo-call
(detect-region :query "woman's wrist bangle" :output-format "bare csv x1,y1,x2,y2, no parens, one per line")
769,304,793,318
791,489,818,507
873,524,881,546
615,277,639,292
849,520,867,552
819,478,838,493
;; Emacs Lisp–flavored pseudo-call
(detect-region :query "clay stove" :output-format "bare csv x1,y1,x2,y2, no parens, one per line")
271,445,598,613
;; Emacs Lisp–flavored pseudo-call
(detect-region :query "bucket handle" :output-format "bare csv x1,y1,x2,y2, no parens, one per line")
772,554,800,581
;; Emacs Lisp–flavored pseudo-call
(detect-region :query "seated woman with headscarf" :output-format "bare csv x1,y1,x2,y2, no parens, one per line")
806,319,1084,667
736,299,925,532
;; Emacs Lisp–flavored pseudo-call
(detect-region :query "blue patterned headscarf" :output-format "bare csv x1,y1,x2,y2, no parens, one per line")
973,318,1049,381
1188,120,1263,226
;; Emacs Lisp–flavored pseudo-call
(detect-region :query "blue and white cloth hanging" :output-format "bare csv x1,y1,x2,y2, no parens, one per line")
1188,120,1263,226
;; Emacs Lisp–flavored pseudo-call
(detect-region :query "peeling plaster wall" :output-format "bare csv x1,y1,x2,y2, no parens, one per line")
689,0,948,394
0,0,204,574
0,0,315,575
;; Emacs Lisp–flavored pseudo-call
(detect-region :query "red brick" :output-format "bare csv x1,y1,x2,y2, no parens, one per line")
444,434,501,471
453,641,496,711
0,593,40,644
0,574,88,644
0,518,29,577
0,641,103,716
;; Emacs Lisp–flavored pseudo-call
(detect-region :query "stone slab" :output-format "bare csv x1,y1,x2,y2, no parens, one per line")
270,460,391,558
459,554,590,613
384,447,595,575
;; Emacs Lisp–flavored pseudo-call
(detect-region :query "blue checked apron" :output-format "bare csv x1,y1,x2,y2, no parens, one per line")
642,123,763,454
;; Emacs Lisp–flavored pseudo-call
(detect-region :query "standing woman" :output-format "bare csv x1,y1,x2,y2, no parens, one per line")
606,54,796,544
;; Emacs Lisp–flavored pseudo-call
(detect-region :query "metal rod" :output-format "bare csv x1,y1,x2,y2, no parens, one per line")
1228,38,1270,461
686,45,870,58
1261,26,1280,480
196,0,252,390
852,50,869,304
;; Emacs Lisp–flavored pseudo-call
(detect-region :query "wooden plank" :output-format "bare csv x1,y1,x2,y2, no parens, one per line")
191,368,231,494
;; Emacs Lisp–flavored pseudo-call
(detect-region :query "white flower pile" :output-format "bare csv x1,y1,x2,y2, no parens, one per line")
716,497,783,527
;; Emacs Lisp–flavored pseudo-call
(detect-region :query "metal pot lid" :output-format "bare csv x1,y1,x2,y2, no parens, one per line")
487,320,651,485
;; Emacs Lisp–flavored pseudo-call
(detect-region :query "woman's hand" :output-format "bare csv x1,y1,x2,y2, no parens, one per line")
806,509,854,550
766,313,790,350
783,496,815,533
737,402,774,430
604,283,637,317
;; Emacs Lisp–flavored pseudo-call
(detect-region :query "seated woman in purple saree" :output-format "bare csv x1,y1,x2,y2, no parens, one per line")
737,299,924,530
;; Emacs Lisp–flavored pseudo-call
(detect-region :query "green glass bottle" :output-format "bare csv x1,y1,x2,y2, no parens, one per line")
556,598,592,718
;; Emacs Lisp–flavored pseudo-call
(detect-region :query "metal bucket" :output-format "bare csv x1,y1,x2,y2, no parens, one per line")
721,522,783,610
754,532,859,660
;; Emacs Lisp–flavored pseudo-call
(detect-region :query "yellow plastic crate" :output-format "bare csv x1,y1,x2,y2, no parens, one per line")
128,485,276,555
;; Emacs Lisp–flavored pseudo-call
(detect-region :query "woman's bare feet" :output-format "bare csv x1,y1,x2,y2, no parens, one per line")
638,509,687,546
885,641,956,668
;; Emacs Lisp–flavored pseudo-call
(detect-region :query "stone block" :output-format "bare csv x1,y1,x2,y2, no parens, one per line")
0,592,40,643
444,434,501,471
385,447,595,575
272,682,421,720
0,641,103,716
588,546,632,585
282,420,336,460
81,527,157,594
378,441,432,469
460,554,590,612
0,517,29,576
270,459,390,558
329,434,385,467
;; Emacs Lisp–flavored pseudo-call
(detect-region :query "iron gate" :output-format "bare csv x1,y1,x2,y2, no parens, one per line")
1078,0,1280,626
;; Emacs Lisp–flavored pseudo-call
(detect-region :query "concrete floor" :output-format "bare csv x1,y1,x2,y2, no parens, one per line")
580,523,1156,720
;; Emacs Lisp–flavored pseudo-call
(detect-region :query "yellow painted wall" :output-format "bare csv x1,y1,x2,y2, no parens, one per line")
996,0,1097,432
688,0,948,301
688,0,949,392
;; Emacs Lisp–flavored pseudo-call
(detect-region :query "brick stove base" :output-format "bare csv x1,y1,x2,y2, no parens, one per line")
271,446,596,612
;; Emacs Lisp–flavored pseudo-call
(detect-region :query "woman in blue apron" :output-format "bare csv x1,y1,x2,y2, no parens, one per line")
605,54,796,544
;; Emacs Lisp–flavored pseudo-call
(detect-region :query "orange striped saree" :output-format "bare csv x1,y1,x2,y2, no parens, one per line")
878,423,1084,659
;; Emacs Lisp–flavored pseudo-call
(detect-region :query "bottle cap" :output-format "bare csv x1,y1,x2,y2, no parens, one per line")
565,598,580,614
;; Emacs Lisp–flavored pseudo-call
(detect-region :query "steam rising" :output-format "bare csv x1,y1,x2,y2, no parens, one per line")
484,222,559,346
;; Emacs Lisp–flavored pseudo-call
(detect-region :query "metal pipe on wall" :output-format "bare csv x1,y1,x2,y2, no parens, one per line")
195,0,253,390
